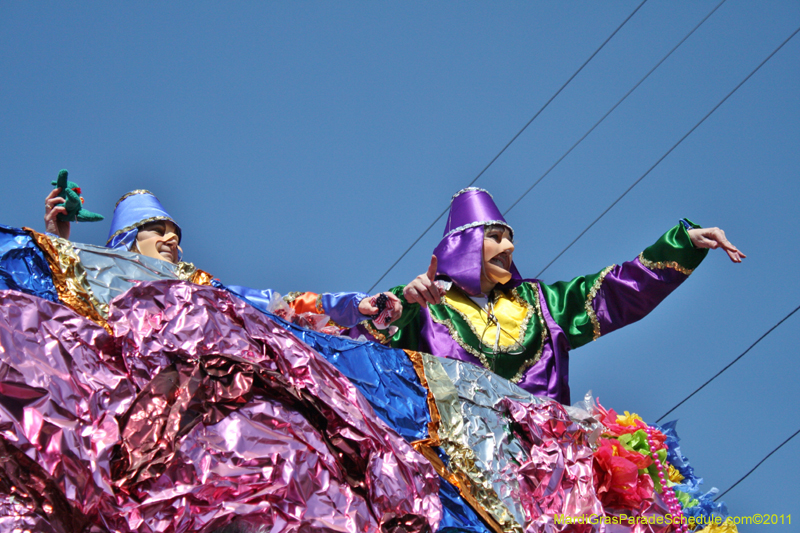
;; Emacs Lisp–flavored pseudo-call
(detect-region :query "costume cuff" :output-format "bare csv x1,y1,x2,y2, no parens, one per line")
321,292,371,328
639,220,707,274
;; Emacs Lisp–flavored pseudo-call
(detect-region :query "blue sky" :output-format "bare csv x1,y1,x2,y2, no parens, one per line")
2,1,798,524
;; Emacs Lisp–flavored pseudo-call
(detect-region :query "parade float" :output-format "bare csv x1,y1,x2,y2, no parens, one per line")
0,182,739,532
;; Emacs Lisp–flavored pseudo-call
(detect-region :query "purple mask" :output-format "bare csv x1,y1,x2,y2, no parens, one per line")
433,188,521,296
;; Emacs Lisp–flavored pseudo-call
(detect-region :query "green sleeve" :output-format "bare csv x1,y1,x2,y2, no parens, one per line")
387,285,423,350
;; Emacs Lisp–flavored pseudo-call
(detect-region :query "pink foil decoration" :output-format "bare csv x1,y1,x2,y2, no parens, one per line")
498,399,675,533
0,283,441,532
500,398,602,533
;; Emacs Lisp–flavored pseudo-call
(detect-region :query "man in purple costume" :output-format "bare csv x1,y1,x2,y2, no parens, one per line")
386,188,744,404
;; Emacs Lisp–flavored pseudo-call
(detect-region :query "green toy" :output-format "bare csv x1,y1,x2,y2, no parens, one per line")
50,169,104,222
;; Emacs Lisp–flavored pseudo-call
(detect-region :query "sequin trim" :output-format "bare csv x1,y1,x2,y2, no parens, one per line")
508,283,548,383
444,288,534,354
444,219,513,239
362,320,390,344
106,215,177,246
586,265,615,341
314,293,324,314
431,285,545,383
445,188,514,238
114,189,154,208
452,186,493,200
638,252,694,275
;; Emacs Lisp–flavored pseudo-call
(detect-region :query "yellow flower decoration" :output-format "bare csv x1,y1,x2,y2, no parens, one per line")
616,410,643,427
668,464,684,483
695,517,739,533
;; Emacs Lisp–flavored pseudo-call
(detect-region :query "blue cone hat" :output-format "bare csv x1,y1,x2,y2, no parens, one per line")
106,190,182,256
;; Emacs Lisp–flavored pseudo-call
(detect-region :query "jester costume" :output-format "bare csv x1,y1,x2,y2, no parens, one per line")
388,188,707,404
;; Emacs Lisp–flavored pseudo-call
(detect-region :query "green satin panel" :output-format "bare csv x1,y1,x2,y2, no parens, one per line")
389,286,423,350
641,220,707,270
540,222,706,350
540,269,607,350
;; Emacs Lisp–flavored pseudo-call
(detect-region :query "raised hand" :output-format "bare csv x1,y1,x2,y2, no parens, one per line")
403,255,445,307
44,187,71,239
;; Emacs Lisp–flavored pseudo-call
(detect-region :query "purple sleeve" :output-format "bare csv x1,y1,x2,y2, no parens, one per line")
591,256,690,339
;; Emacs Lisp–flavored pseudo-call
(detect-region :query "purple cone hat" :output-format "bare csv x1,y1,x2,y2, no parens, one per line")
433,188,521,296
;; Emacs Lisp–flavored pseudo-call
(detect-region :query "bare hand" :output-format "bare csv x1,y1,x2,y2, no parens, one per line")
403,255,445,307
688,227,746,263
44,188,71,239
358,292,403,327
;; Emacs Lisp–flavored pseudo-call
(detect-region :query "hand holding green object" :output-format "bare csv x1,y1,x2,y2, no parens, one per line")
49,169,104,223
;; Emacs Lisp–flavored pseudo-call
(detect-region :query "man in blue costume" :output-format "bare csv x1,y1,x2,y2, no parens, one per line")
45,187,401,328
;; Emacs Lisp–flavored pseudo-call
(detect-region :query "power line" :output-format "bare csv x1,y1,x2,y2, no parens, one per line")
715,427,800,500
366,0,649,293
656,303,800,423
534,25,800,279
503,0,728,216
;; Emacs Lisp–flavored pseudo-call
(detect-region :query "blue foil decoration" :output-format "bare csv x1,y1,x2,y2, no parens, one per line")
0,225,57,302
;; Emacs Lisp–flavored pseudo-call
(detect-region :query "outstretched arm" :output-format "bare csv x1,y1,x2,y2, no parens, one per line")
540,220,743,350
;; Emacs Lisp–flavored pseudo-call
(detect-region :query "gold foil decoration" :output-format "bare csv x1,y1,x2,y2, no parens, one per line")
189,268,213,286
173,261,196,281
638,252,694,275
173,261,214,286
24,228,111,334
406,350,442,448
585,265,615,341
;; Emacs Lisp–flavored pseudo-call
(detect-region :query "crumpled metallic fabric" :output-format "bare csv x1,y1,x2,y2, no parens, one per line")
275,325,491,532
0,225,57,302
279,320,432,443
0,283,442,532
500,398,602,533
70,241,186,312
0,226,728,533
421,354,609,532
